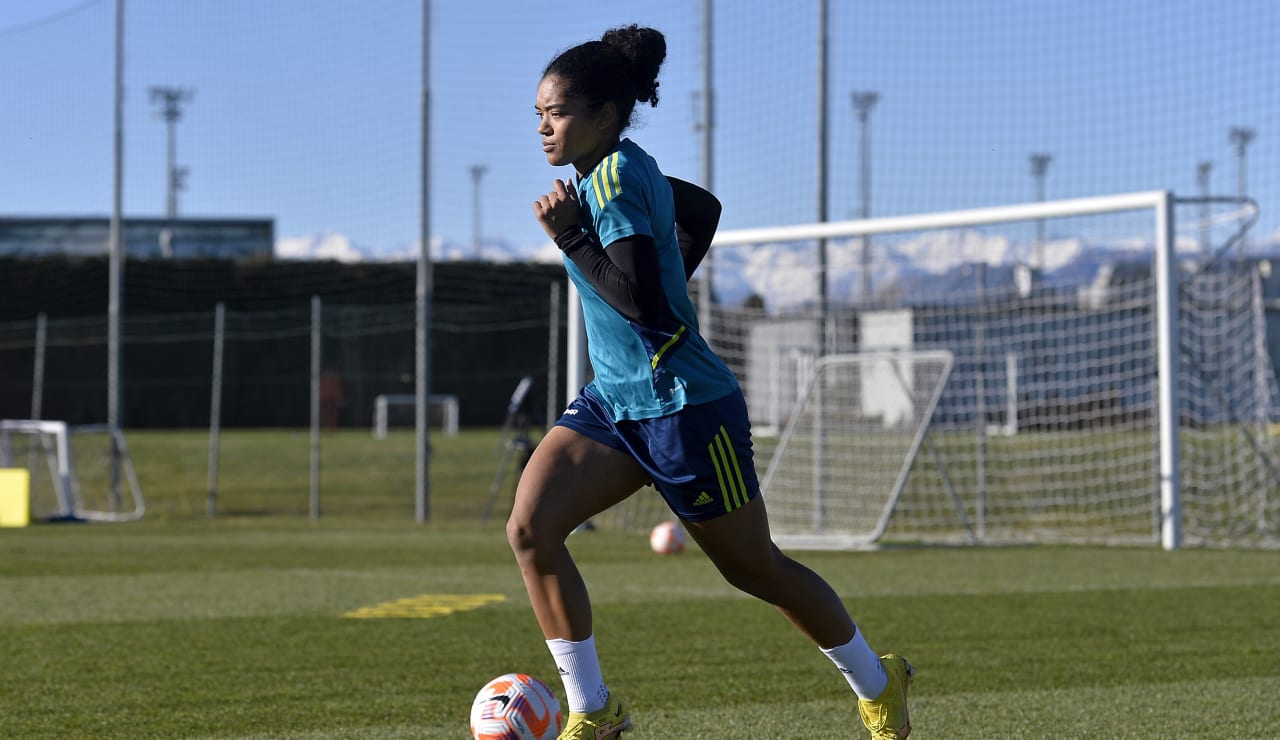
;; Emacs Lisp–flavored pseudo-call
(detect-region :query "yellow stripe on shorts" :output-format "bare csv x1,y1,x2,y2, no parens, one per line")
708,426,746,512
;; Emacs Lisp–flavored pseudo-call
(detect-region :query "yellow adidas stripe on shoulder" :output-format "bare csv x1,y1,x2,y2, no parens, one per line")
589,152,623,209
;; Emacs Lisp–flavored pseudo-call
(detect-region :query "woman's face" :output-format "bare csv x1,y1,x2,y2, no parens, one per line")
535,74,615,176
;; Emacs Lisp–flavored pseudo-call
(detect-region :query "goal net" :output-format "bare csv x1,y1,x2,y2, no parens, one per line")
760,350,956,549
702,191,1279,549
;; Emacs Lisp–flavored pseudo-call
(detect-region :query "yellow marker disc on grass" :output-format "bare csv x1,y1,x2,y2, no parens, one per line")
342,593,505,619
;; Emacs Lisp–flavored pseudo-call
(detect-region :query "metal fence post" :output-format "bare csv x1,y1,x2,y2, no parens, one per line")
310,296,322,520
207,302,224,517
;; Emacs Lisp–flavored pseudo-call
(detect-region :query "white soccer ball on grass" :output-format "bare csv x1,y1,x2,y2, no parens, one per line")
649,520,687,555
469,672,562,740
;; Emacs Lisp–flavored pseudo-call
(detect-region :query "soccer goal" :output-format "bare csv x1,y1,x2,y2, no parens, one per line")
0,420,145,522
703,190,1279,550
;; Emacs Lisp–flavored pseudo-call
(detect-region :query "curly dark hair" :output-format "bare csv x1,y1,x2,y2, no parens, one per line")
542,25,667,133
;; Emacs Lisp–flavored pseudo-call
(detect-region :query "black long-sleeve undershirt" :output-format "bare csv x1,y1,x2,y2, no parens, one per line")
554,229,665,325
553,177,722,326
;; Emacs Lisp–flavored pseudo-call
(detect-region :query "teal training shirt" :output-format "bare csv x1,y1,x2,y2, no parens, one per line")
567,138,739,421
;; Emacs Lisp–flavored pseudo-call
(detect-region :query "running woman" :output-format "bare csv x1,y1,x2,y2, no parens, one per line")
510,24,913,740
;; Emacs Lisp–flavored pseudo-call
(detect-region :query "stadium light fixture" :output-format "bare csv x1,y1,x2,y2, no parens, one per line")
148,86,195,219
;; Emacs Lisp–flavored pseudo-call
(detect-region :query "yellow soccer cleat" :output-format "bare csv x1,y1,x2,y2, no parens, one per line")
557,693,632,740
858,654,914,739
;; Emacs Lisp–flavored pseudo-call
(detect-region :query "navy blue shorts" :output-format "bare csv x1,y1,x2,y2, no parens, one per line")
554,387,760,522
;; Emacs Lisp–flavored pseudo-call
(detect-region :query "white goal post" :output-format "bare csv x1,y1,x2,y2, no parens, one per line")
720,191,1183,547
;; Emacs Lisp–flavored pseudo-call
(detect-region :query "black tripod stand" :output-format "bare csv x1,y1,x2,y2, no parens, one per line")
481,375,536,525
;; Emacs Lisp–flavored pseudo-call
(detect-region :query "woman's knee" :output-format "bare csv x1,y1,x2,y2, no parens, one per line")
505,504,555,560
505,511,533,555
715,545,789,596
505,490,570,566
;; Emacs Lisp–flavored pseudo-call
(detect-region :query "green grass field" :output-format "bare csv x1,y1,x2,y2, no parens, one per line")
3,430,1279,738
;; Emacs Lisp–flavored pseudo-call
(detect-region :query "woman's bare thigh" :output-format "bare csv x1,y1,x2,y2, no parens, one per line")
510,425,651,539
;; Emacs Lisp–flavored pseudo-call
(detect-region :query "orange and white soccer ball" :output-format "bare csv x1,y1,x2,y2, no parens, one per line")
649,520,686,555
470,673,562,740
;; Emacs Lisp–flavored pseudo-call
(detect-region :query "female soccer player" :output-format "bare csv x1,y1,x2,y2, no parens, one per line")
509,25,912,740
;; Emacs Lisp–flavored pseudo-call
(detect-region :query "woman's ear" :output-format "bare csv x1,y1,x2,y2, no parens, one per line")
597,101,619,131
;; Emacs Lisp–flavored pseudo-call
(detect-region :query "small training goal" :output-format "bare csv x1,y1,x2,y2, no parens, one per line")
0,419,144,522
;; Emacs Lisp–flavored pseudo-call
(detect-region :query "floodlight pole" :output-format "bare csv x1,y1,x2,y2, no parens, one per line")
853,91,878,304
1030,153,1051,268
416,0,433,522
108,0,126,508
470,164,487,259
813,0,829,530
815,0,829,355
1230,126,1255,250
1196,161,1212,257
695,0,714,340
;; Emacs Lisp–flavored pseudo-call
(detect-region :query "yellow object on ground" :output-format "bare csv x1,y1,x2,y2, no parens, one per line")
0,469,30,527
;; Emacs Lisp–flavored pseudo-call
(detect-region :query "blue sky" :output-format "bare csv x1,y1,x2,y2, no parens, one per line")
2,0,1276,260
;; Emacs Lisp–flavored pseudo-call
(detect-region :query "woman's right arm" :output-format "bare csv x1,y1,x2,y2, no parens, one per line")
667,177,722,281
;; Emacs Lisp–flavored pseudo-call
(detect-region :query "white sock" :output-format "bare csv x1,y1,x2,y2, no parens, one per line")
546,634,610,713
821,627,889,700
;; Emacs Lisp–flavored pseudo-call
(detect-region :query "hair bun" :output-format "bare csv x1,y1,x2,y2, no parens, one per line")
600,24,666,107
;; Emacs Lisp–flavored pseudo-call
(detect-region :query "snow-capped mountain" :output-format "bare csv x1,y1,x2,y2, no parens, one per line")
275,233,560,265
276,227,1277,311
706,232,1125,309
275,233,368,263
